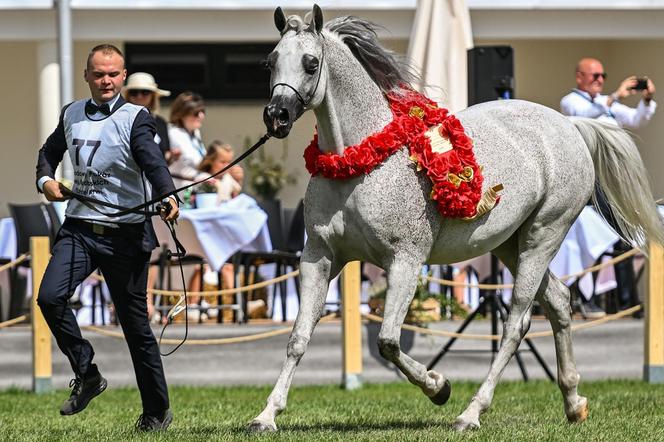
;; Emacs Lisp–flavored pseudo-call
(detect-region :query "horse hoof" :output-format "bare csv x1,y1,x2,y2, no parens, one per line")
429,379,452,406
452,416,480,432
566,396,588,423
247,419,277,433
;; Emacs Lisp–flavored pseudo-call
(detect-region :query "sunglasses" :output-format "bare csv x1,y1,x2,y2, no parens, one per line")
128,89,153,97
579,72,607,81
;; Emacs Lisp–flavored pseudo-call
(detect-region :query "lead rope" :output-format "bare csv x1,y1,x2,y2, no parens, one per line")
60,133,271,355
157,218,189,356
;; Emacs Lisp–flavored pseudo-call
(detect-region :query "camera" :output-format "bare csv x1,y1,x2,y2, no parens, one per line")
632,78,649,90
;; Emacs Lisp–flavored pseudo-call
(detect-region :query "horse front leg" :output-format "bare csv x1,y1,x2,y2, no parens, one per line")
248,243,338,432
378,254,451,405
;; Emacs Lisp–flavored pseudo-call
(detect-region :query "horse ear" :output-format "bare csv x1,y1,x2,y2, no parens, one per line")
312,4,323,34
274,7,287,33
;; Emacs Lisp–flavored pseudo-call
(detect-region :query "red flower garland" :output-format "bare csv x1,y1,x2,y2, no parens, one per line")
304,89,484,218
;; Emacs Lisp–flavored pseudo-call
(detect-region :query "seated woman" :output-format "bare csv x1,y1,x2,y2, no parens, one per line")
168,92,210,190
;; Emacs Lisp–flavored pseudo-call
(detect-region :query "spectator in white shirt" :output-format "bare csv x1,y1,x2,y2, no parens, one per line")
561,57,654,319
560,57,656,129
167,92,210,189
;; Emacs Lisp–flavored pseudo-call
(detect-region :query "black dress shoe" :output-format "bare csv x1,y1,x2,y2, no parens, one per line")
60,369,107,416
135,409,173,432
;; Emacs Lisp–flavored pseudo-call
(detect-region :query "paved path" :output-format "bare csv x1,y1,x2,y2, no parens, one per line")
0,317,643,390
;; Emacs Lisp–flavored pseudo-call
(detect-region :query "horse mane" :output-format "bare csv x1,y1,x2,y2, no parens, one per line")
323,16,419,94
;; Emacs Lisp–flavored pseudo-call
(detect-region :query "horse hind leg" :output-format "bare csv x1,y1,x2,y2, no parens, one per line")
453,221,568,431
537,271,588,423
248,243,339,432
377,254,451,405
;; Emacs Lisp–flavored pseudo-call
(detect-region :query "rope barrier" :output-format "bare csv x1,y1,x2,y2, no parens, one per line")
88,269,301,298
363,304,642,341
80,303,642,345
82,313,337,345
0,315,28,329
151,270,300,297
426,248,641,290
85,246,639,297
0,253,30,273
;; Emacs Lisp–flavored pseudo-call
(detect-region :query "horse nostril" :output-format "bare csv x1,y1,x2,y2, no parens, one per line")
276,108,290,124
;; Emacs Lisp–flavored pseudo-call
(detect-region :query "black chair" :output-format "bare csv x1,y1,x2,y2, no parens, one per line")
7,203,52,318
151,247,207,323
234,199,305,322
43,202,63,241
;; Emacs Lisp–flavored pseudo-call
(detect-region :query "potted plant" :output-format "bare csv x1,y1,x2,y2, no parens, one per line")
367,273,467,326
195,180,218,209
245,136,297,201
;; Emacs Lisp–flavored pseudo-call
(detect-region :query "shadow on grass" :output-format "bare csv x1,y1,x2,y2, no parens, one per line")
234,419,453,434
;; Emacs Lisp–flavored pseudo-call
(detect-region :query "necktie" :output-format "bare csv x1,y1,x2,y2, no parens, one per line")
85,101,111,116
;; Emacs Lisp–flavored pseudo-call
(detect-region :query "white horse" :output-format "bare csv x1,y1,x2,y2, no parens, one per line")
250,5,664,432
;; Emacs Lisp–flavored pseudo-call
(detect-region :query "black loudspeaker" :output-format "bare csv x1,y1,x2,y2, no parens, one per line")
467,46,514,105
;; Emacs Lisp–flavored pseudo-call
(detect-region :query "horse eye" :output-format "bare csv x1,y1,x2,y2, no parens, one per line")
263,52,278,71
302,54,319,75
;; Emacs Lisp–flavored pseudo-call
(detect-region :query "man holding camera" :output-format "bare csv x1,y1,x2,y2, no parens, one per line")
560,57,656,320
560,57,656,129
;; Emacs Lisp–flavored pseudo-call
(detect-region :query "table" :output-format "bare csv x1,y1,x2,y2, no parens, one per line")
152,194,271,272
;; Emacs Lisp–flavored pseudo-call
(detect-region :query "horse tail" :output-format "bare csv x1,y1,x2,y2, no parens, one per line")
570,116,664,248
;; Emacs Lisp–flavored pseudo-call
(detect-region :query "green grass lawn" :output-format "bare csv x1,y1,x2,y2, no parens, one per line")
1,380,663,441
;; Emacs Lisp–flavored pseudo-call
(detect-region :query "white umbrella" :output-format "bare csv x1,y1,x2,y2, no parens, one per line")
407,0,474,113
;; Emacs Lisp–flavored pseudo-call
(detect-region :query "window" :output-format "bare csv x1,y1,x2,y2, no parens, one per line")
125,42,276,101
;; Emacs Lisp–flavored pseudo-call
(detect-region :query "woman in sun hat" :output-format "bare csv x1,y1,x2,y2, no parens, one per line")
123,72,178,162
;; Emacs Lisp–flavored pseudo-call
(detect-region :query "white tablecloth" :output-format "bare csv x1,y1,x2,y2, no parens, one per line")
0,217,16,260
153,194,272,271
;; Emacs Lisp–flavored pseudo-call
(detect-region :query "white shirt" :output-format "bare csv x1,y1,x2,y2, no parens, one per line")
217,173,242,203
167,125,210,189
560,89,656,129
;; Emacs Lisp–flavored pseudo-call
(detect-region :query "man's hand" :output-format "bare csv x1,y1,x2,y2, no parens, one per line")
42,180,71,202
161,197,179,222
644,78,656,102
614,76,638,100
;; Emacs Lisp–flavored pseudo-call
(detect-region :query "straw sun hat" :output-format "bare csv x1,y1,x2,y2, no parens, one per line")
123,72,171,97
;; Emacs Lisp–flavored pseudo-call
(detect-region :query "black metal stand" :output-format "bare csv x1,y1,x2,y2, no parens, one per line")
427,255,555,382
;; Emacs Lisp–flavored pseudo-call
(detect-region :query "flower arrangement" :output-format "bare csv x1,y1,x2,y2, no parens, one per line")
196,179,217,194
303,88,486,218
245,136,297,200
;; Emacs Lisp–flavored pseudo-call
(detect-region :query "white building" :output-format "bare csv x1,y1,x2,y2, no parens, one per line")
1,0,663,214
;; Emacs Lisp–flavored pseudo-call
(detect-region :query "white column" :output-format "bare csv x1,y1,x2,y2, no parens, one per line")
37,40,72,183
37,40,61,177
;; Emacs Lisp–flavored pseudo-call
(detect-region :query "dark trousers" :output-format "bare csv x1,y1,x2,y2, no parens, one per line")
37,219,169,415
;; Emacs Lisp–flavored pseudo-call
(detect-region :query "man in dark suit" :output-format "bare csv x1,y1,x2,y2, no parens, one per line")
35,44,178,432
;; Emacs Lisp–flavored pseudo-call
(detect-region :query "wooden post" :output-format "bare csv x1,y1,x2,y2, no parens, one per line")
645,243,664,383
31,236,52,393
341,260,362,390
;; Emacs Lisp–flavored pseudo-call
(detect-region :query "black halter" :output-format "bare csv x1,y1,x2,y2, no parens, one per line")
269,39,325,109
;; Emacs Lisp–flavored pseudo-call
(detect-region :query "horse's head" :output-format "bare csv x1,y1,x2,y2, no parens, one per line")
263,5,326,138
